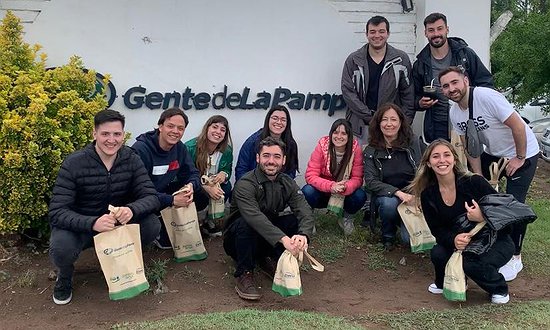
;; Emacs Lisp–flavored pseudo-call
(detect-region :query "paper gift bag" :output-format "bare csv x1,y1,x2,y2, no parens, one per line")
201,175,225,220
327,152,354,217
160,201,208,262
397,203,436,253
450,130,467,167
443,221,486,301
94,222,149,300
272,249,324,297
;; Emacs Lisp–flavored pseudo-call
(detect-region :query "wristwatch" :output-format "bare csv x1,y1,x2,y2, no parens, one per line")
516,155,526,160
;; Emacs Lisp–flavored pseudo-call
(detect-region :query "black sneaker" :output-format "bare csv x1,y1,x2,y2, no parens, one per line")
203,219,222,237
152,234,172,250
53,277,73,305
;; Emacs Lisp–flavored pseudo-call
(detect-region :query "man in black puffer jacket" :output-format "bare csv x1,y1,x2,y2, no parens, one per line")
48,109,160,305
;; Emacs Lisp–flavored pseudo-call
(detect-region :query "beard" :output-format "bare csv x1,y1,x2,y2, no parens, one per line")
428,36,447,48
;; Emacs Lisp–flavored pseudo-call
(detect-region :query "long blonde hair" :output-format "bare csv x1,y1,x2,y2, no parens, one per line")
408,139,470,203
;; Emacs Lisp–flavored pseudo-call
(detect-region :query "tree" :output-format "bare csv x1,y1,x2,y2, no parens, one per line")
491,1,550,107
0,11,107,234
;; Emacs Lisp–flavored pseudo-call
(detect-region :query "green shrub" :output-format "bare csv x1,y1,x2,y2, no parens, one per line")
0,11,107,234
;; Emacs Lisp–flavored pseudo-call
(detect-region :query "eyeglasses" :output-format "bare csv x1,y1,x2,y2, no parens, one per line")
270,116,287,123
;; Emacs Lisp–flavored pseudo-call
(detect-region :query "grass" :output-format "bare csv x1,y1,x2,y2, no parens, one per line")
15,269,36,288
145,258,169,294
358,300,550,329
113,309,364,330
172,266,209,285
522,198,550,276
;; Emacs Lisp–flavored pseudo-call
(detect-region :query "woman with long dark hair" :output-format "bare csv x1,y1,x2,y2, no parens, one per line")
185,115,233,235
409,139,513,304
364,103,422,250
302,119,366,235
235,105,299,180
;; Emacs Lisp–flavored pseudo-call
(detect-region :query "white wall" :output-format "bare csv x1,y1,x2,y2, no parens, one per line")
2,0,492,185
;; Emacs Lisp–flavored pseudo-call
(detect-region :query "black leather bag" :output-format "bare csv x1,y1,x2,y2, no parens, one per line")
479,194,537,231
465,87,483,158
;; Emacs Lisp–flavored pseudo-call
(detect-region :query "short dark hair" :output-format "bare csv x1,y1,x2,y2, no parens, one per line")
94,109,125,129
424,12,447,27
258,136,286,156
438,66,465,82
366,15,390,33
157,107,189,127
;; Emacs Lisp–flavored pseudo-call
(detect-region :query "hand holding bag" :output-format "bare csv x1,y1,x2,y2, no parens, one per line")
160,185,208,262
443,221,485,301
397,203,436,253
93,205,149,300
327,152,354,217
272,249,324,297
200,175,225,220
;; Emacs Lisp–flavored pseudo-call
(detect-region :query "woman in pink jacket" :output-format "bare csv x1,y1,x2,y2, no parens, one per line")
302,119,367,235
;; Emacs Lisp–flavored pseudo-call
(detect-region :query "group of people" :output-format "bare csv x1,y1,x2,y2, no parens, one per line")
48,12,538,307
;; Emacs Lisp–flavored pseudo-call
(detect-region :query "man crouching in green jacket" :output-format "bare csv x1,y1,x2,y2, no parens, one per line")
223,136,314,300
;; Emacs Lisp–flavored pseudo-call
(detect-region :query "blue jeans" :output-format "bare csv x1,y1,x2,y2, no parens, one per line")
373,196,409,244
301,184,367,214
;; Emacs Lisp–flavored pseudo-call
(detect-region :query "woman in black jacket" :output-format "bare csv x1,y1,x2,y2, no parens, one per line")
409,139,513,304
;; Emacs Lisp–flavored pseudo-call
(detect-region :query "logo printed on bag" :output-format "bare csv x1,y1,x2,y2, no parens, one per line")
171,220,195,227
110,276,120,283
283,272,296,279
136,268,144,274
404,208,413,215
413,231,423,237
103,242,135,255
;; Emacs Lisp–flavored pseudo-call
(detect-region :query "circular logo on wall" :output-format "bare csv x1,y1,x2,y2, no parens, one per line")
88,71,117,107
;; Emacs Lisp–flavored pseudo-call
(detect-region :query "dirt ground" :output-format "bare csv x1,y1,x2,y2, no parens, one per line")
1,160,550,330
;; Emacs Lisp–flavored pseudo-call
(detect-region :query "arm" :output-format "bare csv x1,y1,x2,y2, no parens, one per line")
286,179,315,239
503,112,527,176
218,145,233,182
48,158,100,233
126,153,161,217
304,141,335,193
399,54,416,124
341,55,374,122
466,49,494,88
233,179,286,246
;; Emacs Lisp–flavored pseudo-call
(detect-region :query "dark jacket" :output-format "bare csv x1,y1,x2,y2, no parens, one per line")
420,174,511,252
342,43,415,136
225,168,314,246
412,37,494,142
49,143,160,233
132,130,201,209
363,135,422,223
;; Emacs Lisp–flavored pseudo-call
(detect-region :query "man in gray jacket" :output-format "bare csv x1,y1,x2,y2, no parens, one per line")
223,137,314,300
341,15,414,146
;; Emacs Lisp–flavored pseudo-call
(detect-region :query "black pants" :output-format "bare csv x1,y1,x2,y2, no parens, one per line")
481,153,538,254
430,234,514,295
49,213,160,279
223,214,299,277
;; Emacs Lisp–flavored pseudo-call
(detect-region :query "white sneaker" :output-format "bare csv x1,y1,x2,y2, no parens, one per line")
491,293,510,304
499,256,523,282
427,283,443,294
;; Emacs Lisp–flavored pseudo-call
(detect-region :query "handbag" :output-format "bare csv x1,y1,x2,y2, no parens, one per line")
327,152,353,216
272,249,324,297
94,206,149,300
397,203,436,253
443,221,485,301
160,186,208,262
465,87,483,158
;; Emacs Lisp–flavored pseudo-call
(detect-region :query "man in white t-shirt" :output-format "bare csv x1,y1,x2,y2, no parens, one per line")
439,66,539,283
